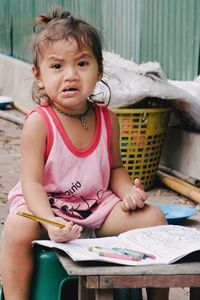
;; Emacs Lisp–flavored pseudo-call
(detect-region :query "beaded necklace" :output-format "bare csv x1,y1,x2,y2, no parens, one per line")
52,102,91,129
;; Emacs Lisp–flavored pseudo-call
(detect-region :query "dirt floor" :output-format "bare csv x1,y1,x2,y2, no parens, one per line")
1,108,200,299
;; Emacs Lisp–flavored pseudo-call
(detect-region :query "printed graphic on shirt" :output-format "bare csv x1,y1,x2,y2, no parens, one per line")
48,188,105,219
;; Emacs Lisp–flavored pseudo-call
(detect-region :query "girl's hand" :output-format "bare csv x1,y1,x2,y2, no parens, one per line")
121,178,148,212
46,216,82,242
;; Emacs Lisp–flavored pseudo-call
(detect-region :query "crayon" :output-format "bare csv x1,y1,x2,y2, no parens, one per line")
99,252,141,261
89,246,122,254
112,247,156,259
89,246,143,260
112,247,145,258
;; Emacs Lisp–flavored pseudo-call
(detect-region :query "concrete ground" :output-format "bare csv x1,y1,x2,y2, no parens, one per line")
1,108,200,299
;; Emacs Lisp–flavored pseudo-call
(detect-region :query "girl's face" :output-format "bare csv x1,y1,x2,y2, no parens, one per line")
33,38,102,112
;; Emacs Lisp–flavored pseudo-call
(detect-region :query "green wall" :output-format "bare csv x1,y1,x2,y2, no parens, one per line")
0,0,200,80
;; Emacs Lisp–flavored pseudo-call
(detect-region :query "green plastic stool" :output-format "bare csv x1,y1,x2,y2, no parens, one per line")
0,285,4,300
30,245,78,300
0,245,78,300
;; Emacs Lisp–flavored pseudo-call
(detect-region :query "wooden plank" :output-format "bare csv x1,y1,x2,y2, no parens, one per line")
157,170,200,203
84,276,99,289
57,253,200,276
78,277,95,300
99,275,200,288
95,289,113,300
57,254,200,276
78,277,89,300
79,276,113,300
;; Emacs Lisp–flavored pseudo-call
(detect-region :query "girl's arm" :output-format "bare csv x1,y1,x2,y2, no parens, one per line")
109,111,148,211
20,112,82,241
20,112,54,219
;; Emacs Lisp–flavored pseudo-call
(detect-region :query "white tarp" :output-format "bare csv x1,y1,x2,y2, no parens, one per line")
95,52,200,130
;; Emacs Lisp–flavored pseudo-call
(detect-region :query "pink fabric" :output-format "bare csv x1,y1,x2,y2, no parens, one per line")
8,105,120,228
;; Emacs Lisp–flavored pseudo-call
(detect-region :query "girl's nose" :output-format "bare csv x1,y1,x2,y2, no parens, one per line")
63,67,79,82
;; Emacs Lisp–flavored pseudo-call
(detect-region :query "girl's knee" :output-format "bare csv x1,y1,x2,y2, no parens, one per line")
3,211,42,247
148,205,168,226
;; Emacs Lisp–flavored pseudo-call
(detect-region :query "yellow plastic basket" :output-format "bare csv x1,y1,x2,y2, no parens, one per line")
113,107,171,190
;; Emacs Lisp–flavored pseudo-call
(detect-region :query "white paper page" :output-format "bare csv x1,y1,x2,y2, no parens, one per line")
33,225,200,265
120,225,200,263
33,235,165,266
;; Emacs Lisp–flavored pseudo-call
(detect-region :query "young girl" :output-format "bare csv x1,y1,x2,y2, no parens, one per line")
1,7,168,300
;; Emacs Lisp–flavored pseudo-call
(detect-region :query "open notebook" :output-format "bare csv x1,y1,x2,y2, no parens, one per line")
33,224,200,266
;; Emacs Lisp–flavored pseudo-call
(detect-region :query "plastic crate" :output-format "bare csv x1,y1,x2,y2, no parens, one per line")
114,107,170,190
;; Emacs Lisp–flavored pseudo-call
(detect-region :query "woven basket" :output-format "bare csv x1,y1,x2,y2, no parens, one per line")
114,107,171,190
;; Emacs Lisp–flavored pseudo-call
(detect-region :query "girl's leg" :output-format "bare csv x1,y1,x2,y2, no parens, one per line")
96,203,167,237
1,209,47,300
96,203,169,300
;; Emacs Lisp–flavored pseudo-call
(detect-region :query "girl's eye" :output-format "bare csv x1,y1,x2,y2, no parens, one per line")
52,64,62,69
78,61,89,67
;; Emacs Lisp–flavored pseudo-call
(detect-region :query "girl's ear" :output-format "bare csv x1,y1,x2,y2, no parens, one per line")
32,65,43,88
97,72,103,82
32,65,39,79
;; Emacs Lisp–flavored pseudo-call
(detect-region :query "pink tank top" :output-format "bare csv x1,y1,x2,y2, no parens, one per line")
8,105,120,228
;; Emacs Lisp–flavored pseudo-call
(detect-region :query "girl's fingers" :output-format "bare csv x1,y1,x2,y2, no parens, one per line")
121,188,147,211
134,178,144,191
128,193,144,209
65,224,82,236
136,188,148,201
49,223,82,242
120,200,130,212
134,196,145,208
121,196,137,211
135,188,147,199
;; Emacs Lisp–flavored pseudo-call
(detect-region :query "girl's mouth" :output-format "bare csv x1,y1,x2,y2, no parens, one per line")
62,87,79,97
63,88,77,92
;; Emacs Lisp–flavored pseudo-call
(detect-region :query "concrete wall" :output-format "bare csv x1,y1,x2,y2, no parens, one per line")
0,54,35,109
161,127,200,180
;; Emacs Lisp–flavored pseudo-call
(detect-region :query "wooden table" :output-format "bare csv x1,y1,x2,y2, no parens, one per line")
58,253,200,300
57,195,200,300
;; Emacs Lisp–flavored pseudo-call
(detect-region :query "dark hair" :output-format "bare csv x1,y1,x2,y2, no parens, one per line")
32,6,103,104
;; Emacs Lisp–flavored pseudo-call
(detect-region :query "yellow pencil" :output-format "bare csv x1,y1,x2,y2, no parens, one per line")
16,211,65,228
